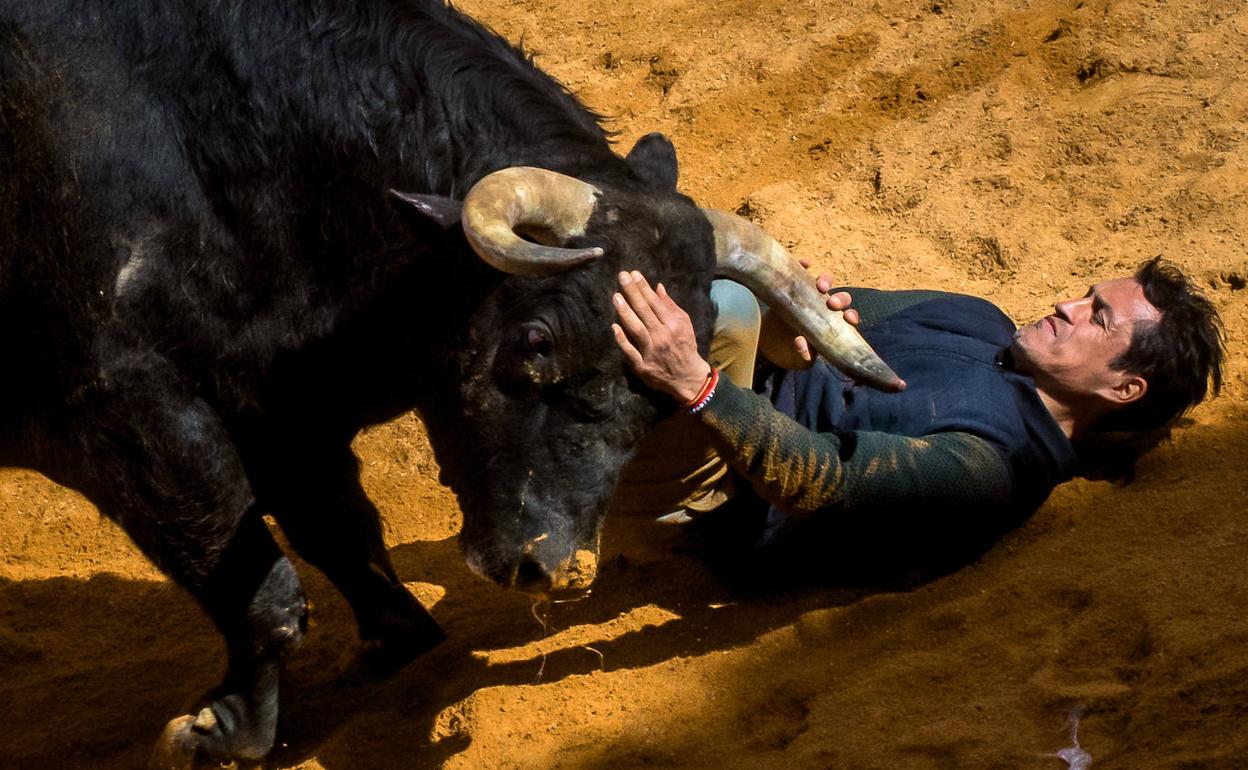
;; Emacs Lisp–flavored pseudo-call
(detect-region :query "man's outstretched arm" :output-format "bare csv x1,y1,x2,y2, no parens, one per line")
612,270,1012,521
695,379,1011,518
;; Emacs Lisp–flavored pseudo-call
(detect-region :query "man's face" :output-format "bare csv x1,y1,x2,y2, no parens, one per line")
1011,277,1161,401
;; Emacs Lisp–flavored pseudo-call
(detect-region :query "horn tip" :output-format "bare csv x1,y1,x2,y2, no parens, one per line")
873,373,906,393
849,360,906,393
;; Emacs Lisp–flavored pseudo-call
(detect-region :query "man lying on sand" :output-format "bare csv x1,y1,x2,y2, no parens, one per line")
609,258,1224,574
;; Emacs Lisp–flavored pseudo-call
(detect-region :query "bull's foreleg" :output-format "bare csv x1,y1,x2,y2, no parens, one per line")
250,440,444,677
150,513,306,768
40,360,305,768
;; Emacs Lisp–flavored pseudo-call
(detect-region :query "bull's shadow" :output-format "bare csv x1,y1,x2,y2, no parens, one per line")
269,502,984,770
0,508,976,770
2,411,1235,770
0,573,223,769
270,531,853,769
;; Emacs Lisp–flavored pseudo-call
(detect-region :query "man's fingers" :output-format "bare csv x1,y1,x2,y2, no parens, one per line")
823,292,859,326
655,282,694,326
654,281,679,310
613,292,652,348
793,335,812,365
653,282,678,323
611,323,645,368
630,271,672,321
618,271,664,329
632,271,664,307
825,290,853,310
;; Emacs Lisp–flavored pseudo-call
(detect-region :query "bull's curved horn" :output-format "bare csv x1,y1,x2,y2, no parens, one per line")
703,209,905,392
461,167,605,277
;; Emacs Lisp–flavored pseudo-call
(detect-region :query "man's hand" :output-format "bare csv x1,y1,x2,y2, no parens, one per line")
758,258,859,370
611,271,711,403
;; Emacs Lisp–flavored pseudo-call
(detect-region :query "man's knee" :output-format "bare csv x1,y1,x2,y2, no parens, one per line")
712,279,761,336
710,280,761,387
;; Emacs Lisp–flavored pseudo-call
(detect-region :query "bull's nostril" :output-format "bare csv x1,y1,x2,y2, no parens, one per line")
512,556,552,595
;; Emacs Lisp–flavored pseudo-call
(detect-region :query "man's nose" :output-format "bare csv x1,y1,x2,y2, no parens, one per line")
1054,296,1089,321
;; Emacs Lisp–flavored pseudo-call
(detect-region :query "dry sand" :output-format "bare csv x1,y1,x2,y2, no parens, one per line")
2,0,1246,767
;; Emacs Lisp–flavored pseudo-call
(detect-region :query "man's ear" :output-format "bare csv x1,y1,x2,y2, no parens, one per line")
388,189,462,230
625,132,679,190
1106,373,1148,405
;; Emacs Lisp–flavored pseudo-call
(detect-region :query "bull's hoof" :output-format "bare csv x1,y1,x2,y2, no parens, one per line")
148,703,267,770
150,713,245,770
150,715,200,770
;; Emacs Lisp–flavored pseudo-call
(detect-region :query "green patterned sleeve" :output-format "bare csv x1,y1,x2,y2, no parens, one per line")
839,288,950,329
696,380,1013,518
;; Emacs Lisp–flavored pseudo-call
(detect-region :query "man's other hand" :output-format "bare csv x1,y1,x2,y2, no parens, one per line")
759,258,859,370
611,271,712,403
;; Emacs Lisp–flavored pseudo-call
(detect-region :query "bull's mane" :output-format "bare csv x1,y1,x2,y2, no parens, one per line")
125,0,620,197
26,0,635,323
388,0,615,182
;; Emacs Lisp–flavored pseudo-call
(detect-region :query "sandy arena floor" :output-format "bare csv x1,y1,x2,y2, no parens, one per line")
2,0,1246,767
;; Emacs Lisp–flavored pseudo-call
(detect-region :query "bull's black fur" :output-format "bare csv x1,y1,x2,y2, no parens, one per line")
0,0,717,764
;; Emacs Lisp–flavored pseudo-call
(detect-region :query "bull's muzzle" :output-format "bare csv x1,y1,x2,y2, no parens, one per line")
511,547,599,598
465,536,600,598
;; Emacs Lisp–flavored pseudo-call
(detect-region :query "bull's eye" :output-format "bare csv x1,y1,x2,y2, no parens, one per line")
523,323,554,356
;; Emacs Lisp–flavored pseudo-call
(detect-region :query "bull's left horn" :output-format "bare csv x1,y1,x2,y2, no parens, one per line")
703,208,905,393
462,167,605,277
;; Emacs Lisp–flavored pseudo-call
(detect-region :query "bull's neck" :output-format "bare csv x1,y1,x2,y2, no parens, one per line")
157,0,634,248
253,0,621,192
130,0,628,349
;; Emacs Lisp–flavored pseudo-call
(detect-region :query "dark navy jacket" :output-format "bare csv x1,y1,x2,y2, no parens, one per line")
696,289,1079,560
771,289,1079,513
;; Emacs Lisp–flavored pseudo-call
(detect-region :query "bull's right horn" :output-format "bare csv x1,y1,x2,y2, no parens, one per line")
461,167,605,277
703,209,905,393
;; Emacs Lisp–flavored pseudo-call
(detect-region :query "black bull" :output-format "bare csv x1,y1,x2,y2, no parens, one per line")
0,0,898,765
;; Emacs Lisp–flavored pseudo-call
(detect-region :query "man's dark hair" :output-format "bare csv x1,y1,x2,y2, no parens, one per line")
1080,257,1225,480
1104,257,1225,431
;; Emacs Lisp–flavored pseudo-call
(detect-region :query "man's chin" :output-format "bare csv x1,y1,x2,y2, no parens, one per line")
1006,338,1035,372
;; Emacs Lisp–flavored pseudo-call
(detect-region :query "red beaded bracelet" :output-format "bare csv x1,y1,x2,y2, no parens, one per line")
685,367,720,414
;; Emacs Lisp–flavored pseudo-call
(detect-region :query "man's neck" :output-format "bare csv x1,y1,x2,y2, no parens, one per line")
1036,389,1077,438
1036,387,1108,440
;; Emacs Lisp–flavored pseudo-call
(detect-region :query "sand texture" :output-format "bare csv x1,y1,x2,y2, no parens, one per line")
2,0,1246,767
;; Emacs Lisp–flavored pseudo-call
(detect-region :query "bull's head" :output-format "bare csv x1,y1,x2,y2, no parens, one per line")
392,135,900,597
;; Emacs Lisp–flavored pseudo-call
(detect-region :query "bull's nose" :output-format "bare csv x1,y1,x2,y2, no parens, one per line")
510,554,553,596
503,549,600,597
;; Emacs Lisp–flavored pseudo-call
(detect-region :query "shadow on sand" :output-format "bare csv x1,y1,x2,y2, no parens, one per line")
0,502,950,770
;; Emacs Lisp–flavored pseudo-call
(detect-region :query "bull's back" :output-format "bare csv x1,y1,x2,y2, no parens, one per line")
0,3,199,405
0,0,548,431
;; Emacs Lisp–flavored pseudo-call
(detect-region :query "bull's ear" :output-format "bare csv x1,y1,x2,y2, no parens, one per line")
388,189,463,230
625,132,679,190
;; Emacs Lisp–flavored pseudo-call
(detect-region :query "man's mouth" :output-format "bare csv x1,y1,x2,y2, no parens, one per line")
1045,316,1057,335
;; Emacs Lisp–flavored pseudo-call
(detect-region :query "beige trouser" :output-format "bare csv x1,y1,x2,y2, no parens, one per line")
610,280,761,518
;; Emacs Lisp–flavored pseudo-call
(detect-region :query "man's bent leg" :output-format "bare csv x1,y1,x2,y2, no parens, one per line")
611,280,760,519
